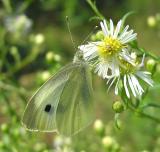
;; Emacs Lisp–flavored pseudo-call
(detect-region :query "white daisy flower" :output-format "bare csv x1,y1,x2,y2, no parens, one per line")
107,54,154,98
79,19,137,79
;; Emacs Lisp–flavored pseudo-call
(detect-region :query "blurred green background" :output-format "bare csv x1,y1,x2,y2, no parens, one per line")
1,0,160,152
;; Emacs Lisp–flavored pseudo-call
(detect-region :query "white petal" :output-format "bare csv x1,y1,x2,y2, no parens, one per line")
113,20,122,38
100,21,108,36
114,64,120,76
110,19,114,36
119,49,136,66
130,74,144,95
107,77,116,92
103,20,109,36
78,43,98,61
124,75,130,98
118,25,129,40
95,62,110,79
95,57,120,79
138,54,145,68
107,77,112,84
129,75,140,96
95,63,102,76
127,75,137,97
110,58,120,76
115,77,120,95
121,33,137,44
136,71,154,86
120,29,133,40
141,71,151,75
103,64,110,79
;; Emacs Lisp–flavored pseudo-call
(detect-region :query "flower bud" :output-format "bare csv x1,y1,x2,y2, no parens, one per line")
54,54,61,62
41,71,51,81
147,16,156,27
34,143,45,151
54,135,65,147
0,141,5,149
93,119,104,135
113,143,121,151
43,150,49,152
96,31,104,40
10,46,18,55
146,59,156,72
102,136,114,149
64,137,72,146
12,128,20,138
91,34,96,41
46,51,54,62
112,101,124,113
34,34,45,45
1,123,9,133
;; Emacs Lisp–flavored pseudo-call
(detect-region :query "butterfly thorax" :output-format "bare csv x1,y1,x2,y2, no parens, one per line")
73,50,84,63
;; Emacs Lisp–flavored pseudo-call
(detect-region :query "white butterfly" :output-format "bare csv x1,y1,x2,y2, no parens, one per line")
22,51,94,136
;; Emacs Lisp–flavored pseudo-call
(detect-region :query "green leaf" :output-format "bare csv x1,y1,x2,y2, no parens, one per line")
114,113,121,130
121,11,136,28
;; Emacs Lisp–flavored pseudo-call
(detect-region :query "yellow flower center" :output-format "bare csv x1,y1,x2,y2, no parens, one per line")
98,36,123,58
120,59,138,74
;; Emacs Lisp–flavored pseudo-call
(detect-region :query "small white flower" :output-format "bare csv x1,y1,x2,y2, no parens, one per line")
79,19,137,79
107,54,154,98
4,14,32,34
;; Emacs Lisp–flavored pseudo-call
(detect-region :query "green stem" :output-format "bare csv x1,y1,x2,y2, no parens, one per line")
86,0,104,20
3,92,20,121
138,48,160,61
121,95,160,123
132,45,160,61
5,46,41,77
0,81,28,96
128,104,160,123
17,0,33,13
140,103,160,109
0,30,8,72
2,0,12,13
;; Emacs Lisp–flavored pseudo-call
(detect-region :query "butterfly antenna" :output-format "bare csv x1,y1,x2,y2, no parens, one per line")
66,16,77,51
80,25,98,46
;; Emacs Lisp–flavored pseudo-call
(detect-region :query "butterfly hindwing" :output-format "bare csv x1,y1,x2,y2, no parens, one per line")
56,62,94,136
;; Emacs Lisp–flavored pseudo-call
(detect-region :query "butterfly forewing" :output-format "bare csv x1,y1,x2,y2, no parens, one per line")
22,63,83,132
56,62,94,136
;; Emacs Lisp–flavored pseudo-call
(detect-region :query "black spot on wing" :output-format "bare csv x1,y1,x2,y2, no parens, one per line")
44,104,53,113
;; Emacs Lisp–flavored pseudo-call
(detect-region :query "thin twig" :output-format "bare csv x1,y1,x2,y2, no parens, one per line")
86,0,104,20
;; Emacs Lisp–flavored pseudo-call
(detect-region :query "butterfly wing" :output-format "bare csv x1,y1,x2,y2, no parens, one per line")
22,63,83,132
56,62,94,136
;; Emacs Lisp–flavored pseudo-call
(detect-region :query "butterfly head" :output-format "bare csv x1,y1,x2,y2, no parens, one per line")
73,50,84,63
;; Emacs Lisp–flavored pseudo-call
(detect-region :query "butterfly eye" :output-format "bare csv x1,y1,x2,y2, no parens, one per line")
44,104,52,113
